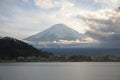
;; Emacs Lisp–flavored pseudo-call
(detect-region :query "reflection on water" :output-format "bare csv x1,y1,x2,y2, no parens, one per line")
0,62,120,80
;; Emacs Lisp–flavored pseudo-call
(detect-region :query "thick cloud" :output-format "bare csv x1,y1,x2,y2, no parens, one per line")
77,7,120,48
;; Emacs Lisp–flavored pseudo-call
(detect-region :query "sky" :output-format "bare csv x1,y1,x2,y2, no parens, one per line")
0,0,120,47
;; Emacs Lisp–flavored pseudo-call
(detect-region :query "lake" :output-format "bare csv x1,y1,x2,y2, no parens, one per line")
0,62,120,80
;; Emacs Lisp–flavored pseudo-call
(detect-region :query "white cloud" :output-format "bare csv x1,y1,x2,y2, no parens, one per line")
34,0,61,9
78,9,117,19
30,0,87,34
84,37,98,43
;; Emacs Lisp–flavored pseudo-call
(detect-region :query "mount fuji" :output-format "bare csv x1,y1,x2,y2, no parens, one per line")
24,24,82,48
25,24,81,42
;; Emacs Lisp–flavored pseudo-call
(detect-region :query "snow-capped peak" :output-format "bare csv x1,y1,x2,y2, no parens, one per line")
25,23,81,42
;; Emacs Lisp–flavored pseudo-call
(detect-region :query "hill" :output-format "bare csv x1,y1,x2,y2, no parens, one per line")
0,37,53,61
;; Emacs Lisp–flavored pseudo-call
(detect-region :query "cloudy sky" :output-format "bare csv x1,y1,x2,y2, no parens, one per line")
0,0,120,47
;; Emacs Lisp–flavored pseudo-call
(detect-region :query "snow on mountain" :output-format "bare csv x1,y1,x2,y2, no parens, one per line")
24,23,82,48
25,24,81,43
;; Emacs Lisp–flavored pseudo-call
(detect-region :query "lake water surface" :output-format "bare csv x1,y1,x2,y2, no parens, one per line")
0,62,120,80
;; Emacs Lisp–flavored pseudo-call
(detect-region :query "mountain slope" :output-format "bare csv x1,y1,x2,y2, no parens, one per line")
0,37,53,59
25,24,81,42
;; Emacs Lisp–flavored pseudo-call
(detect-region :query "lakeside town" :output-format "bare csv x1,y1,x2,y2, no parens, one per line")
1,55,120,62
